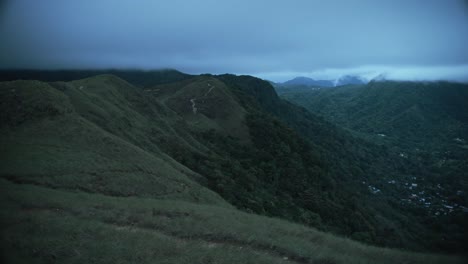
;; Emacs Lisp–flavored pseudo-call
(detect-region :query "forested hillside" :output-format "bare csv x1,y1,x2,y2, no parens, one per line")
279,80,468,252
1,71,466,263
278,81,468,149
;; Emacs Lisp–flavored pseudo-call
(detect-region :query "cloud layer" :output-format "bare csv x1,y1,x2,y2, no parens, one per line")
1,0,467,82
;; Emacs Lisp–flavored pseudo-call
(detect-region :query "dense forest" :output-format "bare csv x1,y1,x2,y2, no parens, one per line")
277,80,468,251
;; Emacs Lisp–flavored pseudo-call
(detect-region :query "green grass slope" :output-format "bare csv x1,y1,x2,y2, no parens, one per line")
1,179,464,264
0,77,226,205
152,76,250,141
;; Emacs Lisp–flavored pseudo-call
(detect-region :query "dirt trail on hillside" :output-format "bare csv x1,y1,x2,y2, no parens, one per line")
190,85,216,115
190,98,197,114
109,222,308,263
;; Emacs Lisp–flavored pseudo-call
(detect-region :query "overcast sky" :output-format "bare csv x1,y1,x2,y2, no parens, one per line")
1,0,468,82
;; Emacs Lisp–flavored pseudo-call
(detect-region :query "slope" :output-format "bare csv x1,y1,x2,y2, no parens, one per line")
3,178,464,264
0,77,227,205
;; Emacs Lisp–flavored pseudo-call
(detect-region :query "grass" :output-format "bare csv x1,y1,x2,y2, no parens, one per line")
0,78,228,206
152,76,250,142
1,179,464,264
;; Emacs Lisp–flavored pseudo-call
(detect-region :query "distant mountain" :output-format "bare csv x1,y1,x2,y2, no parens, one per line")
335,75,366,86
280,75,365,88
282,76,335,87
368,73,388,82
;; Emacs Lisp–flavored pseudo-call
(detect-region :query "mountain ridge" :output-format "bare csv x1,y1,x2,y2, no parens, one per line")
279,75,366,88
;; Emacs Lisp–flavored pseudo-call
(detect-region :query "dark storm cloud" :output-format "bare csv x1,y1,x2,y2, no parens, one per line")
1,0,468,81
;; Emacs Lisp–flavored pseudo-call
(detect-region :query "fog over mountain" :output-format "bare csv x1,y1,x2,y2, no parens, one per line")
1,0,468,82
280,75,366,87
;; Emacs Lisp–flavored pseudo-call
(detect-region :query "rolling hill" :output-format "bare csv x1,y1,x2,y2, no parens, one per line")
1,71,466,263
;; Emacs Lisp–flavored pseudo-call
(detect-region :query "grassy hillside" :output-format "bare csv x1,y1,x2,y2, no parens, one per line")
0,77,226,205
1,73,466,263
2,179,463,264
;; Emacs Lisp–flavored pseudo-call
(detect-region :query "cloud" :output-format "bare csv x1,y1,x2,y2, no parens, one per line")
1,0,467,82
254,65,468,83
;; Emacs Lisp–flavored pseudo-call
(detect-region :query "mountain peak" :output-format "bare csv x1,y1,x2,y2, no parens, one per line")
282,75,365,87
282,76,334,87
370,73,388,82
335,75,366,86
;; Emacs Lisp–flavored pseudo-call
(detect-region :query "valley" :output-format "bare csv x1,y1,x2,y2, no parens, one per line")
277,80,468,252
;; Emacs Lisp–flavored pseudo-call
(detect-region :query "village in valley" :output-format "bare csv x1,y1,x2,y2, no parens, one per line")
360,134,468,218
364,176,467,217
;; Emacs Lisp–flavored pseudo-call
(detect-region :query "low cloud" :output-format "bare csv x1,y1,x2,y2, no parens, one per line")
1,0,467,83
255,65,468,83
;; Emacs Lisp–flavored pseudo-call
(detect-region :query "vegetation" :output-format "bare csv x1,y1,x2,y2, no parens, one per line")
3,179,463,264
277,80,468,198
1,70,466,263
278,80,468,253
